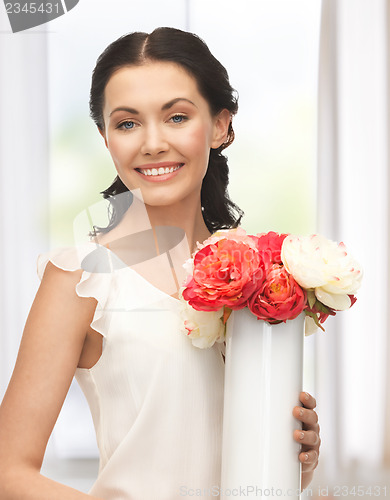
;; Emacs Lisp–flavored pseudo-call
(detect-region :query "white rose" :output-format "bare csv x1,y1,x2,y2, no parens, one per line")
281,234,362,311
179,297,225,349
182,257,194,276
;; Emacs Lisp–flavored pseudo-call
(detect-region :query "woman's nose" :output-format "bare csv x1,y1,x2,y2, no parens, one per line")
140,124,169,156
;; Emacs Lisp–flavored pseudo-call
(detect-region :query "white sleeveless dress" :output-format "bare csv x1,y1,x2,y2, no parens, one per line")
37,242,225,500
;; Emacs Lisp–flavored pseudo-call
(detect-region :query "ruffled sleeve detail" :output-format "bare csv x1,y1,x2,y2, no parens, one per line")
37,243,115,338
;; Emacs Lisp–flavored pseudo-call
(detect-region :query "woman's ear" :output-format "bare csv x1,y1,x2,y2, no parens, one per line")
98,127,108,148
211,109,232,149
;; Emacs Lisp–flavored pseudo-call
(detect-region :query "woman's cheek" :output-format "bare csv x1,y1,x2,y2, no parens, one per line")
109,136,137,168
178,125,213,160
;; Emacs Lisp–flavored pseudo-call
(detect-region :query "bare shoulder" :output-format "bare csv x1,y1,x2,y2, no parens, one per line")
38,259,98,325
5,258,98,402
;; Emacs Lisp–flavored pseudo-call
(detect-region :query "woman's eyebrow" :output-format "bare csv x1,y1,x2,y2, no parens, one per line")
161,97,197,110
110,106,138,117
109,98,197,117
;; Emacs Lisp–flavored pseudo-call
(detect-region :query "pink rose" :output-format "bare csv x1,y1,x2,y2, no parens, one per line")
248,263,307,323
182,236,263,311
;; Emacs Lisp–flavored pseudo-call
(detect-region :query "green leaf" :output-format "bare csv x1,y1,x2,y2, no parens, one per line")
315,300,332,315
307,290,316,309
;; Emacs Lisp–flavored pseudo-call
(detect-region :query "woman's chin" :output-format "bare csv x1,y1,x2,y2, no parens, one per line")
130,185,201,211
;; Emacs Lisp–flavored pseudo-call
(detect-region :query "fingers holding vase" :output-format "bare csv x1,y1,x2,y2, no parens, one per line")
293,391,321,477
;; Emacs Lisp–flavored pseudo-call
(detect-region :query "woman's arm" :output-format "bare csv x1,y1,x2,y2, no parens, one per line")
0,262,103,500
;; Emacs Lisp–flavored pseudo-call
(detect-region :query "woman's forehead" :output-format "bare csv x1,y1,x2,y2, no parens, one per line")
106,63,198,99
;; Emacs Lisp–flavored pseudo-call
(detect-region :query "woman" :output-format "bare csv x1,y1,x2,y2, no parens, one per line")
0,27,320,499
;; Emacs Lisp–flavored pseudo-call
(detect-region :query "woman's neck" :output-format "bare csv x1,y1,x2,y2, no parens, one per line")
120,193,211,253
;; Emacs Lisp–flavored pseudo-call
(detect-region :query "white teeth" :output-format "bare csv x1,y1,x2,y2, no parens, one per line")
138,164,183,176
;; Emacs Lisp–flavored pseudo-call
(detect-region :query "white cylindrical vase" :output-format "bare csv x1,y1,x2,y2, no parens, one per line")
220,308,304,499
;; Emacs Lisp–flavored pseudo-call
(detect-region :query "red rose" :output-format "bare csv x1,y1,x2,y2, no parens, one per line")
248,263,307,323
256,231,288,267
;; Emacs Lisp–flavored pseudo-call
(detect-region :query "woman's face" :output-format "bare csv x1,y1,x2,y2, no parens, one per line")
100,61,230,209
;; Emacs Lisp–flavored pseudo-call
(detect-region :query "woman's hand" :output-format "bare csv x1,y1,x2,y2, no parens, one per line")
293,391,320,490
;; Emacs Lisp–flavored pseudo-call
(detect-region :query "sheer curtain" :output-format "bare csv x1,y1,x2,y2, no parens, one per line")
315,0,389,486
0,14,49,399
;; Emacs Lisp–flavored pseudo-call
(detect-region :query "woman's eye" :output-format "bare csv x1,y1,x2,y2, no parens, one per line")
118,120,136,130
170,114,187,124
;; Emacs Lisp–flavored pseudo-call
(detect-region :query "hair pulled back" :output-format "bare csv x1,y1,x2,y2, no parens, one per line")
89,27,243,234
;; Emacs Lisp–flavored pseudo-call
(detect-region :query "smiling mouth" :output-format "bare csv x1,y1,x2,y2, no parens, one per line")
136,164,184,176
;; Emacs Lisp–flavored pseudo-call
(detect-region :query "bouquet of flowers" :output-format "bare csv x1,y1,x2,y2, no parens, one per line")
180,228,362,348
